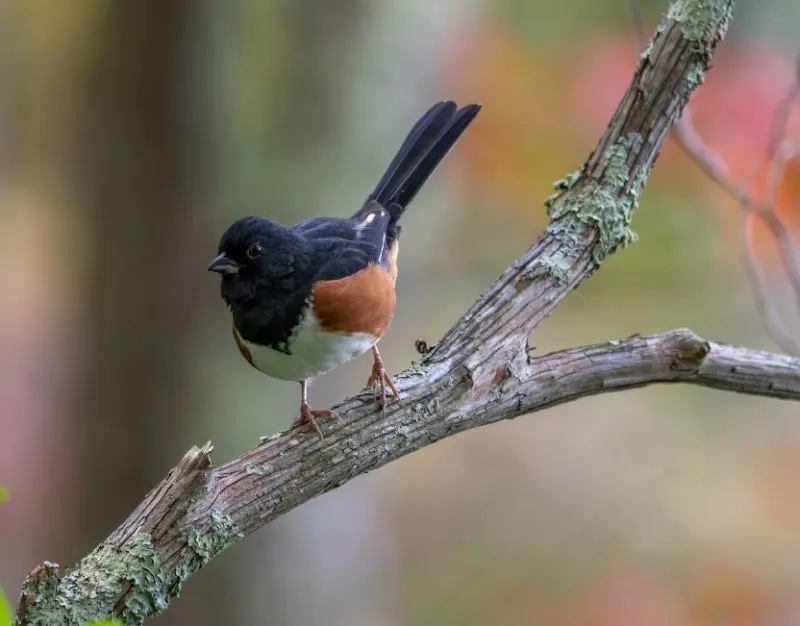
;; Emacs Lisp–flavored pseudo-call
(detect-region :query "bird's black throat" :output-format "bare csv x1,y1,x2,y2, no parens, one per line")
223,272,313,354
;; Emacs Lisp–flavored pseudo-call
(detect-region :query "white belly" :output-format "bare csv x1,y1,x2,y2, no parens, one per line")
241,311,377,381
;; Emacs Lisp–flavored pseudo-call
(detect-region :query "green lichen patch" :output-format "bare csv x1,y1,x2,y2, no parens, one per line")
19,534,174,626
120,535,171,622
528,252,572,285
186,510,243,570
396,358,427,379
685,62,706,92
415,397,440,420
545,134,644,268
243,462,272,476
258,431,282,445
551,170,581,193
667,0,734,42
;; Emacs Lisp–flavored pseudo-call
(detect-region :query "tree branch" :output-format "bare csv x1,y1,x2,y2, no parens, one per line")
19,1,781,624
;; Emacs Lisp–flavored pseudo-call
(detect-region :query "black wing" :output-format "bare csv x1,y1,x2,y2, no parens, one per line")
291,201,392,282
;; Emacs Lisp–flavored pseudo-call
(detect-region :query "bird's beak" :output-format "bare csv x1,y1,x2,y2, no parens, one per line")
207,252,240,275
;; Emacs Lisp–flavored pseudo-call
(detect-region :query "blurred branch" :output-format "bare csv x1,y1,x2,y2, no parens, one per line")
672,55,800,355
18,0,783,624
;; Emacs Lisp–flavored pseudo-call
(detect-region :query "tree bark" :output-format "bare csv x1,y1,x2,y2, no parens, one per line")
18,1,793,624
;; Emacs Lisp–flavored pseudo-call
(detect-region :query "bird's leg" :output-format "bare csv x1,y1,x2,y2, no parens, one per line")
366,345,401,411
291,380,335,439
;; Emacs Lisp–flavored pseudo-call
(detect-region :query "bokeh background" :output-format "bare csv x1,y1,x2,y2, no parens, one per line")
2,0,800,624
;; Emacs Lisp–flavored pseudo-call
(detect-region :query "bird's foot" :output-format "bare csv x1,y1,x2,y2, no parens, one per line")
366,355,401,412
292,402,336,440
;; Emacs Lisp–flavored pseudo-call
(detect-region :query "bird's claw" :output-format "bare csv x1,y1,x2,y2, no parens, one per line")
366,360,401,413
292,402,336,440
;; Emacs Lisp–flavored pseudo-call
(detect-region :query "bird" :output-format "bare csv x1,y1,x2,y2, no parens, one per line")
208,100,481,438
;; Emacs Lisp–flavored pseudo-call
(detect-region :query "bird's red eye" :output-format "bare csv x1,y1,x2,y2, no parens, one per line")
246,242,264,260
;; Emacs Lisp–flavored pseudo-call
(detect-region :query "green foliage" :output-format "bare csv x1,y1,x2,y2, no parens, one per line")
0,490,9,626
0,587,12,626
85,620,123,626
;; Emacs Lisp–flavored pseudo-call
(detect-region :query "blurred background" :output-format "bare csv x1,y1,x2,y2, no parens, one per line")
1,0,800,624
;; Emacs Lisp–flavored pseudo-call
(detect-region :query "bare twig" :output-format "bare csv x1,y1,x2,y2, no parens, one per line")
761,71,800,308
673,106,742,200
741,138,800,354
671,52,800,355
742,209,800,353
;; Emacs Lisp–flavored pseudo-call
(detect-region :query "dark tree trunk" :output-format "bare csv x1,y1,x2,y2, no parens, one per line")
73,2,221,624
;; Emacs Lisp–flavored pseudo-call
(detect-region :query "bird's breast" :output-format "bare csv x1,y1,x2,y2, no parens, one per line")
233,311,377,382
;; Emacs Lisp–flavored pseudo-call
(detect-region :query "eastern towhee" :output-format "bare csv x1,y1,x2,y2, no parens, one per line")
208,100,481,438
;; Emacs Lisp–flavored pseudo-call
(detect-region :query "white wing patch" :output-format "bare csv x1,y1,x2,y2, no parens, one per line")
378,233,386,262
354,208,387,239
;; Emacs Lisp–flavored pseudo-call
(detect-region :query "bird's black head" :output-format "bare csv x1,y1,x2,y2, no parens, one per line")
208,216,312,319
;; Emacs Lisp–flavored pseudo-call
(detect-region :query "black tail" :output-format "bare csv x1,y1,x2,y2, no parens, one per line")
358,100,480,229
